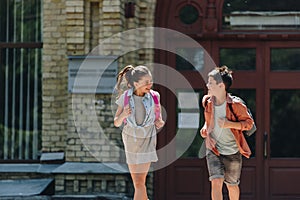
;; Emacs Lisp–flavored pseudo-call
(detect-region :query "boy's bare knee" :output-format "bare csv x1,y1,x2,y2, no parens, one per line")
211,178,224,188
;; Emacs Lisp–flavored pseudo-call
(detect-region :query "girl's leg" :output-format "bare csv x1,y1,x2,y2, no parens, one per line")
128,162,151,200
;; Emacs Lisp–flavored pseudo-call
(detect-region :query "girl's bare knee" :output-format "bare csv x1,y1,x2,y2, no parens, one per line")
132,174,146,188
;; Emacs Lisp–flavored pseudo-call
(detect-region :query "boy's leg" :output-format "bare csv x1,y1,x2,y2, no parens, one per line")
222,152,242,200
227,184,240,200
211,178,224,200
206,151,225,200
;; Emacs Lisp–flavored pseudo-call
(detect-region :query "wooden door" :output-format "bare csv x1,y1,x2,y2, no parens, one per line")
262,41,300,199
155,40,300,199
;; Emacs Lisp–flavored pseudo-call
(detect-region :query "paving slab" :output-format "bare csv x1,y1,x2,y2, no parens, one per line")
0,179,54,197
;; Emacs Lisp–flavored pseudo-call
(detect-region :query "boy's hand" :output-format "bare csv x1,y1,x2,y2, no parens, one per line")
155,119,165,129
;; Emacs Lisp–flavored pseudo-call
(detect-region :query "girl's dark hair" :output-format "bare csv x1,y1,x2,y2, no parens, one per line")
115,65,151,98
208,65,233,92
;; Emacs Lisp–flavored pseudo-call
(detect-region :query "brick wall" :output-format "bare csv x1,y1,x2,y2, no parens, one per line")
42,0,68,152
42,0,156,196
55,174,133,195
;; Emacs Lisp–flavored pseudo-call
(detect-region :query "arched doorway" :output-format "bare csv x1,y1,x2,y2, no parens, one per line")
154,0,300,199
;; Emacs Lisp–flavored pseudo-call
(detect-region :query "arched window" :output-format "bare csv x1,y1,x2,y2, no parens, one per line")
222,0,300,30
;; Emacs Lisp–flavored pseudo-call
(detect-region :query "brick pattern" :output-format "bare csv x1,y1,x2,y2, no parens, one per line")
42,0,68,152
55,174,133,195
66,0,85,55
67,94,124,162
0,173,52,180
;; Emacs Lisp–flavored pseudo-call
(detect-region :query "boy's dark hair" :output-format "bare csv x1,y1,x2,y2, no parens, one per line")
208,65,233,92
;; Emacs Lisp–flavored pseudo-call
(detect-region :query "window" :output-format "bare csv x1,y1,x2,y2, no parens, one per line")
220,48,256,71
179,5,199,25
222,0,300,30
0,0,42,161
271,48,300,71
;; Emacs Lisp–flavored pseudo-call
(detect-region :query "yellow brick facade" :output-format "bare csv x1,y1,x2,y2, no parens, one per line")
42,0,156,196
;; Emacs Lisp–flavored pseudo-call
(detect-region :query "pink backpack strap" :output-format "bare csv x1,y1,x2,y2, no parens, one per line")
123,90,129,124
150,90,161,121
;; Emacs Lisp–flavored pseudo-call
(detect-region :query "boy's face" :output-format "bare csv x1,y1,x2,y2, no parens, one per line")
206,76,224,96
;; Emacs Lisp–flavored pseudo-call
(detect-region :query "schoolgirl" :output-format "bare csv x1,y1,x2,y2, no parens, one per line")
114,65,164,200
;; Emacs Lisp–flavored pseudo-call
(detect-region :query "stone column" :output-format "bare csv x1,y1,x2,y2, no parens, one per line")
42,0,68,152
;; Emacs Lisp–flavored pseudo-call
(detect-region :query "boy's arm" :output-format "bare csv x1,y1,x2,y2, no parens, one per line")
200,123,208,138
221,102,254,130
200,95,210,138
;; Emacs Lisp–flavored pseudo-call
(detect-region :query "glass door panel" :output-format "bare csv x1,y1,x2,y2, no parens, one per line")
176,47,206,71
270,89,300,158
220,48,256,71
175,89,204,158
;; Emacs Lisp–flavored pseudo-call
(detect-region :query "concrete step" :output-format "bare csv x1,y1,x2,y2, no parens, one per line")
0,179,54,197
51,194,132,200
0,196,51,200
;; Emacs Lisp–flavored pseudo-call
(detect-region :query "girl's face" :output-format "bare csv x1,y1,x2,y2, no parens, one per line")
206,76,223,96
134,74,153,94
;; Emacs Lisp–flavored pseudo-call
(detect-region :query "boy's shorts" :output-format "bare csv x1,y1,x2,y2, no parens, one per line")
206,150,242,185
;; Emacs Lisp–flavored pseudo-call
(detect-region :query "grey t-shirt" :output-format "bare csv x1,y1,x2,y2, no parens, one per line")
211,102,239,155
115,91,157,138
115,93,146,125
133,94,146,125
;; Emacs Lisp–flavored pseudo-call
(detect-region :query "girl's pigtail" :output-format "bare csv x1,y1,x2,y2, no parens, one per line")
115,65,134,98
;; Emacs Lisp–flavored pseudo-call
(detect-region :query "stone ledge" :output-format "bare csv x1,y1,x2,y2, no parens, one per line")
0,196,51,200
0,179,54,197
0,164,60,174
52,162,129,174
0,162,129,175
40,152,65,164
52,194,132,200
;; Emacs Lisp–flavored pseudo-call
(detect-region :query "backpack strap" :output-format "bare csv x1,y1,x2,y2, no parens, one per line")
124,90,129,107
123,89,161,124
123,90,129,124
228,95,246,121
228,103,238,121
150,90,161,121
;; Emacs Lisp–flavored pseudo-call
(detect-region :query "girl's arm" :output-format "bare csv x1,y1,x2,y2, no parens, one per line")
154,92,165,129
114,105,131,127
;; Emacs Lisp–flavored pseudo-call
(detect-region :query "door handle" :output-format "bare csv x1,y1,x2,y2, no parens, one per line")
264,131,268,159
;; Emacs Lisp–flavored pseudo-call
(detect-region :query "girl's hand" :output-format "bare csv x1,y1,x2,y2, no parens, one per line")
155,119,165,129
121,105,132,118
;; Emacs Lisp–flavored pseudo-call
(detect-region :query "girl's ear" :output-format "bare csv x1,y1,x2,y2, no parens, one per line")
133,81,139,89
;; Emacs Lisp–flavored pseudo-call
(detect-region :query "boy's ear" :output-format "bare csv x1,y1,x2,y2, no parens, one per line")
218,82,226,89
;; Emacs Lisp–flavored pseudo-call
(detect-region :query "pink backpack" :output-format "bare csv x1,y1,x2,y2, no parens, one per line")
123,89,161,124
